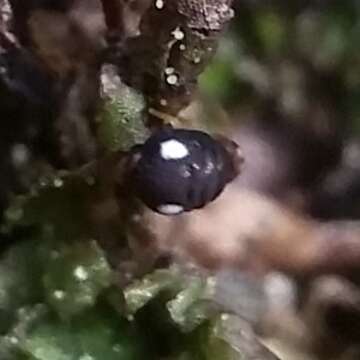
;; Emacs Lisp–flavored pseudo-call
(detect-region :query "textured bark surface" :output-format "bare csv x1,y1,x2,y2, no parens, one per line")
104,0,234,115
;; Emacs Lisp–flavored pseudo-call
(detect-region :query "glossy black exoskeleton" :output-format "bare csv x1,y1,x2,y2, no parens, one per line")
130,126,242,215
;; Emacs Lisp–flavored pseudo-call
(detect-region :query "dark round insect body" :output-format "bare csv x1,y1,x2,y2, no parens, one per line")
130,127,240,215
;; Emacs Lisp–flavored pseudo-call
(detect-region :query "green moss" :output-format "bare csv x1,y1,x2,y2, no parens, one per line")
97,83,149,152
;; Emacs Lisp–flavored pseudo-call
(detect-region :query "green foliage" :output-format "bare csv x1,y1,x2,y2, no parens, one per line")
124,269,183,315
0,236,231,359
166,277,214,333
0,241,44,334
21,307,143,360
3,176,94,241
43,240,112,319
0,304,48,360
97,80,149,152
0,169,252,360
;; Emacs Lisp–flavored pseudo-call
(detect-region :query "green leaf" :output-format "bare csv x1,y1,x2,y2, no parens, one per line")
0,305,48,360
2,176,95,242
23,321,78,360
21,307,144,360
124,269,182,315
167,277,215,332
98,78,148,152
202,320,241,360
0,240,44,333
73,309,143,360
201,315,279,360
43,240,112,319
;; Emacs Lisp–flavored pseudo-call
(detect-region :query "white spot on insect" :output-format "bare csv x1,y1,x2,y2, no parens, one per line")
73,266,89,281
172,27,185,40
160,139,189,160
179,44,186,51
155,0,164,9
157,204,184,215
